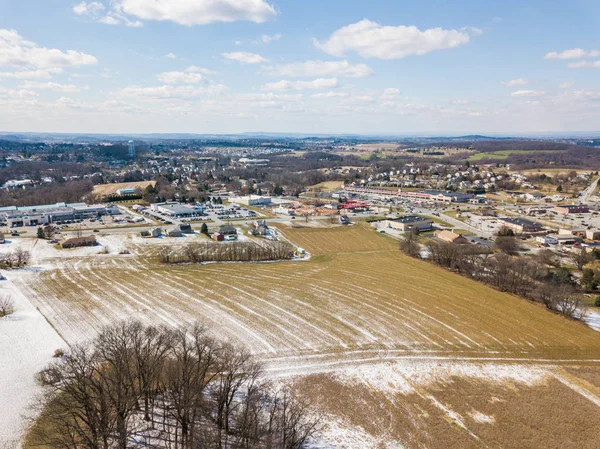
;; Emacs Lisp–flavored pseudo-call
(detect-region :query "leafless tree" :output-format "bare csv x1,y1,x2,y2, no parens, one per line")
495,236,519,255
536,248,561,268
398,230,421,258
571,247,593,271
0,294,15,317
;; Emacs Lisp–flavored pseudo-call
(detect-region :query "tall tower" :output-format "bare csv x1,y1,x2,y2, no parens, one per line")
128,140,135,157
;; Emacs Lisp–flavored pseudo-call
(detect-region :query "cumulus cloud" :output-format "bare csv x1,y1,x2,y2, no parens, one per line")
0,29,98,68
0,68,63,80
262,78,338,91
313,19,470,59
186,65,216,75
157,71,205,84
73,1,105,16
19,81,84,93
0,86,38,98
567,60,600,69
544,48,599,60
73,1,142,27
380,87,400,100
510,89,546,98
311,91,349,99
165,52,177,59
222,51,267,64
119,84,227,100
261,33,282,43
265,60,373,78
501,78,528,86
116,0,276,26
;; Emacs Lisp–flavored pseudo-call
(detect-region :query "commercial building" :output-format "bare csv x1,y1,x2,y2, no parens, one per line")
555,204,590,215
382,215,433,232
544,234,582,245
0,202,114,227
499,217,543,234
116,187,137,196
342,186,473,203
59,236,97,248
229,195,272,206
434,230,470,244
151,202,203,218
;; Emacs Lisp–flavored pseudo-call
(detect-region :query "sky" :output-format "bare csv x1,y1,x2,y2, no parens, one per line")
0,0,599,135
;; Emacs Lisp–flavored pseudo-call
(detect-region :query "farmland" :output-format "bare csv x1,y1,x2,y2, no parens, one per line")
91,180,155,197
11,224,600,447
467,149,566,161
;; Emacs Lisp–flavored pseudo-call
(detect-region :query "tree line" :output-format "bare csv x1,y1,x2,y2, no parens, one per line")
0,247,31,268
31,321,319,449
158,242,295,264
400,231,589,320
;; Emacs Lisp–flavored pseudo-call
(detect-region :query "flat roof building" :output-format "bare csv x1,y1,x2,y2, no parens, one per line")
383,215,433,232
500,217,543,234
151,202,203,217
555,204,590,215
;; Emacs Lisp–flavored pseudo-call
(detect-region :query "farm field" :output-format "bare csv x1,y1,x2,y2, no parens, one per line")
306,181,344,193
92,180,155,197
467,149,566,161
9,224,600,448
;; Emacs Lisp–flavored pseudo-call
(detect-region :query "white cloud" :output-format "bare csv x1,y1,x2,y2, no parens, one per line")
313,19,471,59
186,65,216,75
73,2,142,27
19,81,84,93
97,12,143,27
559,81,574,89
119,84,227,100
157,71,204,84
501,78,528,86
261,33,282,43
452,99,470,105
73,1,105,16
239,92,302,101
380,87,400,100
166,52,177,59
311,91,349,99
567,60,600,69
222,51,267,64
116,0,276,26
510,89,546,98
0,86,38,98
0,68,63,80
262,78,338,91
265,60,373,78
0,29,98,68
544,48,600,60
185,65,217,75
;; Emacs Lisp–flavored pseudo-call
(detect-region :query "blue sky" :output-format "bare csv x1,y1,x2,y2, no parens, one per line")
0,0,599,135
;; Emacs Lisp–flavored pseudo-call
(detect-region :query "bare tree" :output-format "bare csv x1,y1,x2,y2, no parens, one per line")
571,247,593,271
0,294,15,317
95,322,142,449
398,230,421,258
495,236,519,255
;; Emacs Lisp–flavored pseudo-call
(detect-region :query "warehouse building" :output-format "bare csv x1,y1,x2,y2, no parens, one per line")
382,215,433,232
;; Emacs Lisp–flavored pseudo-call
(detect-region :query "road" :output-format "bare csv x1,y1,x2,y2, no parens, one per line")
580,177,599,204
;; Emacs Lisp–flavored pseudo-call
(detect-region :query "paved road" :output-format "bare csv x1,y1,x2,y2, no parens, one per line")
580,177,599,204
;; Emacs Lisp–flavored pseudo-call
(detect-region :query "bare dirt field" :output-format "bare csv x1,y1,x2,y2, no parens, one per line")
92,180,155,197
7,225,600,447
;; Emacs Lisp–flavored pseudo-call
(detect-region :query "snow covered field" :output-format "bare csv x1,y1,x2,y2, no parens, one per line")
0,272,65,446
2,225,600,447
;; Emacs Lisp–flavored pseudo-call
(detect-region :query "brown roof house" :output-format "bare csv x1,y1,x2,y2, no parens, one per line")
434,230,470,245
59,236,97,248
